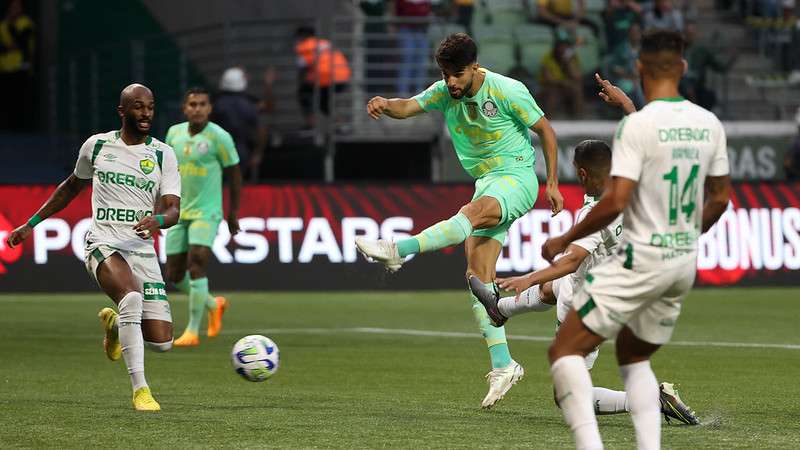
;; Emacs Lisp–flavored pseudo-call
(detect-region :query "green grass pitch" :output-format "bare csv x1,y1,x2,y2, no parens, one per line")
1,288,799,449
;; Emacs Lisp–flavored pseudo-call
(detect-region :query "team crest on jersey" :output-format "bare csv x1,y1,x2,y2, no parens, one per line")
196,141,209,155
482,100,498,117
139,158,155,175
465,101,479,120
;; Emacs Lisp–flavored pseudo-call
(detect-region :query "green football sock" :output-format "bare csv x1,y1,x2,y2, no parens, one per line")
174,272,191,294
397,212,472,258
469,280,512,369
186,277,209,334
175,272,216,310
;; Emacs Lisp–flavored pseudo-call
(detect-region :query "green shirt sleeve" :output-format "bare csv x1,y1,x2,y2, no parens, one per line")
412,80,449,112
214,127,241,168
502,80,544,128
165,125,176,147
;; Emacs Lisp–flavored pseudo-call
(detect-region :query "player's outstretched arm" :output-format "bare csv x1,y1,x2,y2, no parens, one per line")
366,96,424,120
542,176,635,262
5,174,90,248
224,165,242,235
595,73,636,115
701,175,731,232
134,194,180,240
497,244,589,297
530,116,564,215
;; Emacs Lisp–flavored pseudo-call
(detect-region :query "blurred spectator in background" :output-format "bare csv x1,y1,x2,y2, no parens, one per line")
452,0,476,35
360,0,392,95
680,21,736,110
294,26,352,128
784,106,800,180
393,0,432,97
507,43,537,94
212,67,262,182
606,22,645,108
643,0,684,31
604,0,642,52
539,31,583,118
0,0,35,131
534,0,599,36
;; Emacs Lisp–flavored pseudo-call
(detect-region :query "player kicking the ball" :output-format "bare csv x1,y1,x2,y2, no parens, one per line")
471,139,699,425
165,87,242,347
542,29,730,449
355,33,564,408
6,84,181,411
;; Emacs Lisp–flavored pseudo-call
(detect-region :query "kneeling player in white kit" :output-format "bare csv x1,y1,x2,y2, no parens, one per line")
470,139,698,424
542,30,731,449
6,84,181,411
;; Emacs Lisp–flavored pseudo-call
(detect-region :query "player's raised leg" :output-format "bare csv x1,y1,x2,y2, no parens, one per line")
466,234,523,409
356,195,499,272
95,253,162,411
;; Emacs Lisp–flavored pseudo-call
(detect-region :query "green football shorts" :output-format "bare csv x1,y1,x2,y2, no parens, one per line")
471,166,539,244
165,218,221,255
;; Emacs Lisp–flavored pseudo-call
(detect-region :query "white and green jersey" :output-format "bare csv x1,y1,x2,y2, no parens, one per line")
567,195,623,291
74,130,181,253
611,97,729,270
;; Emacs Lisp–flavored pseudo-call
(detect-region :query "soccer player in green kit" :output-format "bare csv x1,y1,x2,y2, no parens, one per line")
356,33,564,408
165,87,242,347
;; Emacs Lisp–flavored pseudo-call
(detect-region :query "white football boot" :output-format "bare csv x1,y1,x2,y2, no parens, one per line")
481,360,524,409
354,237,405,273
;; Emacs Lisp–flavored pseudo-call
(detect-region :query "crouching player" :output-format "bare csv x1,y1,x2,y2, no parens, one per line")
470,139,699,424
6,84,180,411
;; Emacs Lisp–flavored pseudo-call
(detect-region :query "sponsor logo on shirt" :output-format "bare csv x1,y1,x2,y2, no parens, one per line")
465,101,479,120
96,170,155,193
103,153,117,162
95,208,153,223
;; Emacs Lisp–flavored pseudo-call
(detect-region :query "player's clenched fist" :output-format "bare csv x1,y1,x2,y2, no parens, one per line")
366,96,389,120
5,224,32,248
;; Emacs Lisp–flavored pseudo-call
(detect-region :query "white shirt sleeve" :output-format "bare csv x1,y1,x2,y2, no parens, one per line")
610,114,645,182
708,120,730,177
73,136,96,179
159,146,181,197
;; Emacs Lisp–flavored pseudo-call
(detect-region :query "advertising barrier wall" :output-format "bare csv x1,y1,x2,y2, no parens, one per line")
1,183,798,291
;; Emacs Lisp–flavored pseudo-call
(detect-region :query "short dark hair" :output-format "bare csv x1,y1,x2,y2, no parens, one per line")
639,28,685,78
183,86,210,103
640,28,684,56
573,140,611,177
435,33,477,72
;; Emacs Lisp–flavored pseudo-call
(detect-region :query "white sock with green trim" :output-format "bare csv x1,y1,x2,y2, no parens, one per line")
498,284,553,317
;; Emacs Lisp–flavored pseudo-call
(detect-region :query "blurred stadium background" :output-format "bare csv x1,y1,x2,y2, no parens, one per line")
1,0,798,290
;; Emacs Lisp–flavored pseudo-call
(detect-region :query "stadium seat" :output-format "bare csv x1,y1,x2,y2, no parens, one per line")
575,25,600,75
513,24,554,77
472,23,517,74
585,0,606,14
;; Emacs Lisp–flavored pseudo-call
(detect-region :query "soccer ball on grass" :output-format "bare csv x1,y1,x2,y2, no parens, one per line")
231,335,280,382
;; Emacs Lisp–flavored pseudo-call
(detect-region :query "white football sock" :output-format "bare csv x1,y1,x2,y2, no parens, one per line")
593,387,629,415
551,355,603,450
118,291,148,391
620,360,660,450
498,284,553,318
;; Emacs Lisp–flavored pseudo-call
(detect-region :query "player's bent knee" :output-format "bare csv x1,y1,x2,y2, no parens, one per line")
145,339,173,352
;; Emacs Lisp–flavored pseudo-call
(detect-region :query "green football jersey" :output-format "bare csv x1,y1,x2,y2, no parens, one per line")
413,69,544,178
165,121,240,221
